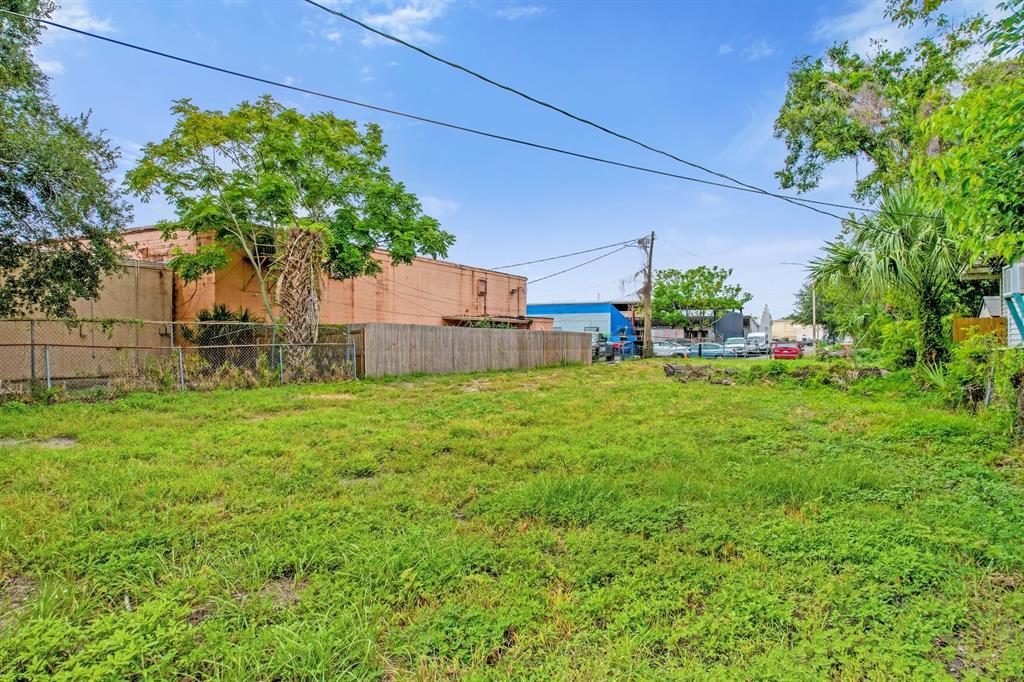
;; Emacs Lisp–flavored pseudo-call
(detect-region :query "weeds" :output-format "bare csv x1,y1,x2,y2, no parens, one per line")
1,361,1023,677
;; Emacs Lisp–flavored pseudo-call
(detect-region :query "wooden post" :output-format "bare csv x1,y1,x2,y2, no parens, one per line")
642,231,655,358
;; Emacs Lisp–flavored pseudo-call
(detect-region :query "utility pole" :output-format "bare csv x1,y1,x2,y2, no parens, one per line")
811,284,818,344
642,231,655,358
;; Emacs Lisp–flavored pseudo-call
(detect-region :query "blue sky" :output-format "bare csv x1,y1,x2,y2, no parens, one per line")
35,0,985,316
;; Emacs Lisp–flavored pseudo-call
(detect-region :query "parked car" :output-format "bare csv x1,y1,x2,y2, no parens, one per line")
723,337,749,357
680,342,737,359
746,332,769,354
652,340,688,357
772,343,803,360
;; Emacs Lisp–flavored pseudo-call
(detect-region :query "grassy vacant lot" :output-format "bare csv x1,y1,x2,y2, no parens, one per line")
1,360,1023,679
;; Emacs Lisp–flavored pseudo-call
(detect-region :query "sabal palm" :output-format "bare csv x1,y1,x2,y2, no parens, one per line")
810,188,964,363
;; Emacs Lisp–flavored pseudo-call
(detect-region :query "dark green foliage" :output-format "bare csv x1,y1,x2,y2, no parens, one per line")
0,0,131,318
649,265,752,333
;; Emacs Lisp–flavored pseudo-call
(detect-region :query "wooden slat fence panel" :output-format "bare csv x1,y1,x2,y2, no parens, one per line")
349,323,591,378
952,317,1007,343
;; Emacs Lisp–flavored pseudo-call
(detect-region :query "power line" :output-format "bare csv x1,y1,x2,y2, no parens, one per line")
491,237,642,270
10,9,912,225
6,10,950,247
530,245,634,285
303,0,939,223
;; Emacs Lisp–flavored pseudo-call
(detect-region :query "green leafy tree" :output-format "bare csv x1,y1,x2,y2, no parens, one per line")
791,279,889,345
774,11,984,201
649,266,752,337
127,96,454,344
0,0,131,318
810,189,965,363
911,55,1024,261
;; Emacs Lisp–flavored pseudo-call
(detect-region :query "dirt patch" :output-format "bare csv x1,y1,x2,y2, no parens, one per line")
260,578,308,608
461,379,491,393
934,632,969,679
305,393,357,401
0,575,37,629
187,602,213,625
0,437,76,449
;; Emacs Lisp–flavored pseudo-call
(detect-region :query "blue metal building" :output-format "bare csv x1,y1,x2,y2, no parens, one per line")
526,301,637,340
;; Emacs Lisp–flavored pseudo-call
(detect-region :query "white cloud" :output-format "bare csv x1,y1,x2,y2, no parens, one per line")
360,0,449,46
37,59,64,75
361,65,374,82
323,28,342,43
812,0,911,54
741,40,776,61
53,0,115,33
814,0,1004,57
495,5,546,20
719,91,782,164
283,75,299,86
718,42,734,55
420,195,459,219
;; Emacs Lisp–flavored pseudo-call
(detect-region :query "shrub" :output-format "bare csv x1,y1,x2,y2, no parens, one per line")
879,319,921,369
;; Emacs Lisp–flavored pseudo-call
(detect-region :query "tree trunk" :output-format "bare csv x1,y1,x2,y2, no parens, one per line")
917,287,948,365
276,227,324,378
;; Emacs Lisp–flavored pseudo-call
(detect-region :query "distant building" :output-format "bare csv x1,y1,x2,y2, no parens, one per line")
979,296,1001,318
122,226,547,328
525,300,637,339
771,318,819,342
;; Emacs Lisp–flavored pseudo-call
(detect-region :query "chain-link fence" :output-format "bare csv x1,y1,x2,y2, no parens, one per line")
0,319,358,399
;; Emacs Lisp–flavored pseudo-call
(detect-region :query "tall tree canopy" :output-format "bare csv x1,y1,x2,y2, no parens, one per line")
126,96,454,343
649,266,751,334
773,7,984,201
0,0,130,317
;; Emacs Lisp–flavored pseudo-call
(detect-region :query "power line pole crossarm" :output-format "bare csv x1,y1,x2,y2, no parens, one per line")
642,231,655,358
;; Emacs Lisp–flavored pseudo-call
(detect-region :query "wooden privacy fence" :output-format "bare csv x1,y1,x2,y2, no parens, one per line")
952,317,1007,344
348,323,592,378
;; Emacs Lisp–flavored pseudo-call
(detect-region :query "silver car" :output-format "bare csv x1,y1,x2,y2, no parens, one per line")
651,340,688,357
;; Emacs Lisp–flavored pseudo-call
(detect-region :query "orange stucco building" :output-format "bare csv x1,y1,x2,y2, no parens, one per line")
122,226,550,328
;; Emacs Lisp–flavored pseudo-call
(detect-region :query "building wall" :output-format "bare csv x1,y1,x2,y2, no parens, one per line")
0,259,174,352
121,227,529,325
772,318,819,342
1002,299,1022,347
526,303,636,337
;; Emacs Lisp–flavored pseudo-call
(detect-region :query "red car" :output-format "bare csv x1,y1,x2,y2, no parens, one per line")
772,343,803,360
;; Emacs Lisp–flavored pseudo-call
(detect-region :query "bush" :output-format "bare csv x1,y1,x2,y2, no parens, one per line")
879,319,921,369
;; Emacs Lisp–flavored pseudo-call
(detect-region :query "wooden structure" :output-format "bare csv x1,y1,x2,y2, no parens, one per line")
349,323,591,378
952,317,1007,343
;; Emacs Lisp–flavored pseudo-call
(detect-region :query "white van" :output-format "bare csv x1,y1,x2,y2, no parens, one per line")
746,332,769,354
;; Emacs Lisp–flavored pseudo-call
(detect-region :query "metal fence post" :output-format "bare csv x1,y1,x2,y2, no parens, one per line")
44,345,51,390
177,347,186,390
29,319,36,384
279,345,285,383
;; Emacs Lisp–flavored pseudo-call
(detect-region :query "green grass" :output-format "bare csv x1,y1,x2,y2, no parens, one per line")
1,360,1023,679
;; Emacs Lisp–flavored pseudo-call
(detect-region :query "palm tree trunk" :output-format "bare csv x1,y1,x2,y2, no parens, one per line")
276,227,324,378
917,287,948,365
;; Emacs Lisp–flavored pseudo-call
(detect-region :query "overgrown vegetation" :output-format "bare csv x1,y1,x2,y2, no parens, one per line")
2,361,1023,677
0,0,131,318
780,0,1022,388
